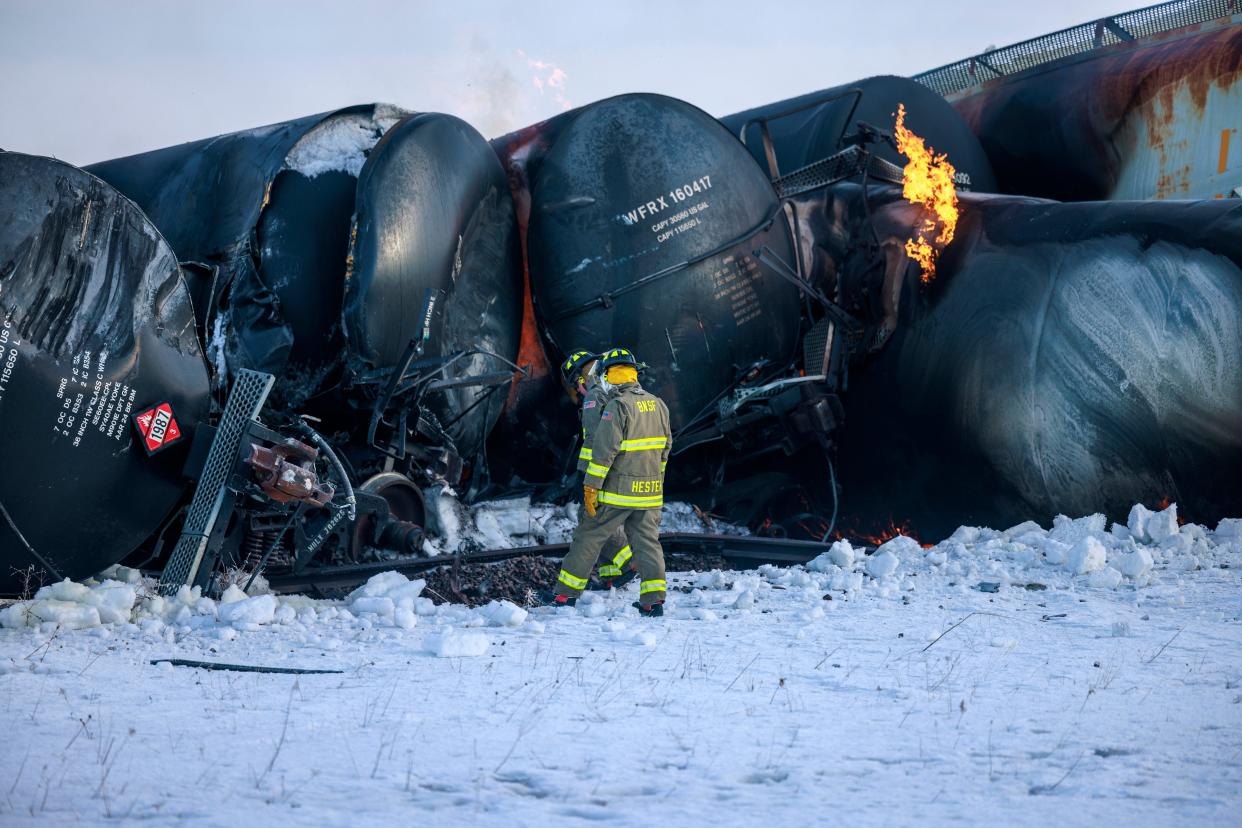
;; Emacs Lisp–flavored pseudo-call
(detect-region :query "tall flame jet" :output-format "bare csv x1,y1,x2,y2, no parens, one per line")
894,103,959,282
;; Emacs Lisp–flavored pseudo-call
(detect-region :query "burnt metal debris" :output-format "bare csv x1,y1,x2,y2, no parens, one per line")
1,3,1240,596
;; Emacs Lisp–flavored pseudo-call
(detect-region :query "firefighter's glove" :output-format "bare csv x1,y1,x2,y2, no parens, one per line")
583,485,599,517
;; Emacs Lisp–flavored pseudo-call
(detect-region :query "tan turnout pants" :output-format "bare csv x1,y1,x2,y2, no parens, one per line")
579,503,631,579
556,505,666,605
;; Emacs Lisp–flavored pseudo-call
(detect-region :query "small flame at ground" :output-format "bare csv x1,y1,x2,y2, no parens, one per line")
894,103,959,283
836,517,935,549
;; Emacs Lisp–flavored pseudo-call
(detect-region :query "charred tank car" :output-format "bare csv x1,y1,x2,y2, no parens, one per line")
0,110,523,593
494,94,842,526
721,74,997,193
343,113,522,491
0,151,211,594
822,188,1242,538
88,107,522,476
87,105,409,406
527,94,804,430
724,71,1242,538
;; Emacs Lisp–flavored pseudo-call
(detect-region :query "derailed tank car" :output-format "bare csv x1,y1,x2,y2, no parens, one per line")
88,107,522,473
0,152,211,595
913,3,1242,201
721,75,997,193
0,109,524,594
345,113,521,476
527,93,804,429
710,65,1242,538
87,105,408,405
783,182,1242,539
491,93,840,524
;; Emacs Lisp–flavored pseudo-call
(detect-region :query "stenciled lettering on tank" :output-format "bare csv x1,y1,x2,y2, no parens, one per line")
50,347,138,448
710,255,765,327
617,175,715,228
0,314,17,409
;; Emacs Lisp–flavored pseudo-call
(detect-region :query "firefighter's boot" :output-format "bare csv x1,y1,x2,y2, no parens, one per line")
633,600,664,617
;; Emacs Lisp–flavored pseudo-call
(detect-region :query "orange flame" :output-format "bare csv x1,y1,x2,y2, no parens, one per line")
894,103,959,283
838,517,934,549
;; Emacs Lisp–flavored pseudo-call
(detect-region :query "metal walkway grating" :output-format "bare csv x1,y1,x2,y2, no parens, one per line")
158,369,273,595
912,0,1238,98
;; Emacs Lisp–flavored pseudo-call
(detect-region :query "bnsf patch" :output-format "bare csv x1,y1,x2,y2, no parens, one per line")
133,402,184,455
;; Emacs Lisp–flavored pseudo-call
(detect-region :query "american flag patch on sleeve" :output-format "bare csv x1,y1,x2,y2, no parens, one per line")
583,400,596,409
601,410,613,420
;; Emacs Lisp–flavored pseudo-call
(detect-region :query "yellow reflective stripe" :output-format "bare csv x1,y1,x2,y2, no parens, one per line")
619,437,667,451
613,545,632,567
598,491,663,508
660,461,667,472
598,566,622,578
586,462,610,477
558,570,588,590
578,447,593,460
640,580,667,594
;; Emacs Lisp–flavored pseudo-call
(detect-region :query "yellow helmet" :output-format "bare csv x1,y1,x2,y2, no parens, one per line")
560,350,597,382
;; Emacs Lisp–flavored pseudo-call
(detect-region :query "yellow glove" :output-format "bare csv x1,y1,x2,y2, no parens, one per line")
583,485,599,517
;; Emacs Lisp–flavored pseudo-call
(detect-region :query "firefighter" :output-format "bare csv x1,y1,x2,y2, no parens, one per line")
560,350,636,589
545,348,672,616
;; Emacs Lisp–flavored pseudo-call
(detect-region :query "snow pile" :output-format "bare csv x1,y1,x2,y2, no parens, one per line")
423,492,579,554
807,539,855,571
0,565,548,641
867,536,920,579
659,501,750,536
421,491,746,556
2,501,1237,644
217,587,277,630
1067,536,1107,574
756,503,1240,602
346,571,431,629
284,104,407,178
476,600,529,628
916,502,1239,591
1,579,138,631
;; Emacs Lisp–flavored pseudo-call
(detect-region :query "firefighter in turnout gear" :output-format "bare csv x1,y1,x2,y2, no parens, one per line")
549,348,672,616
560,350,635,589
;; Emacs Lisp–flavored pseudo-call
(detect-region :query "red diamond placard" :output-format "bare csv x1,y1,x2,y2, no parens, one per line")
133,402,184,455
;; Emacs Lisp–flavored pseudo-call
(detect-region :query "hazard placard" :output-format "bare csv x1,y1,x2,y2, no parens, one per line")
133,402,184,455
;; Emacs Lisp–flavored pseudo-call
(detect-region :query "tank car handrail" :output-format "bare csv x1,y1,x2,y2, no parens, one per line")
736,88,864,179
911,0,1237,98
547,203,784,323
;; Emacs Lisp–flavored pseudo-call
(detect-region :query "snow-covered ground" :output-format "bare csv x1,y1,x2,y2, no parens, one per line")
1,503,1240,826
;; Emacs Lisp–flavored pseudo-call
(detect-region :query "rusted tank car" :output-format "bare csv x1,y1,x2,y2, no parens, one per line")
914,2,1242,201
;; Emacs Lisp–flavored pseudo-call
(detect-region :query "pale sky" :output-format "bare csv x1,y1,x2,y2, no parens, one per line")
0,0,1135,165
